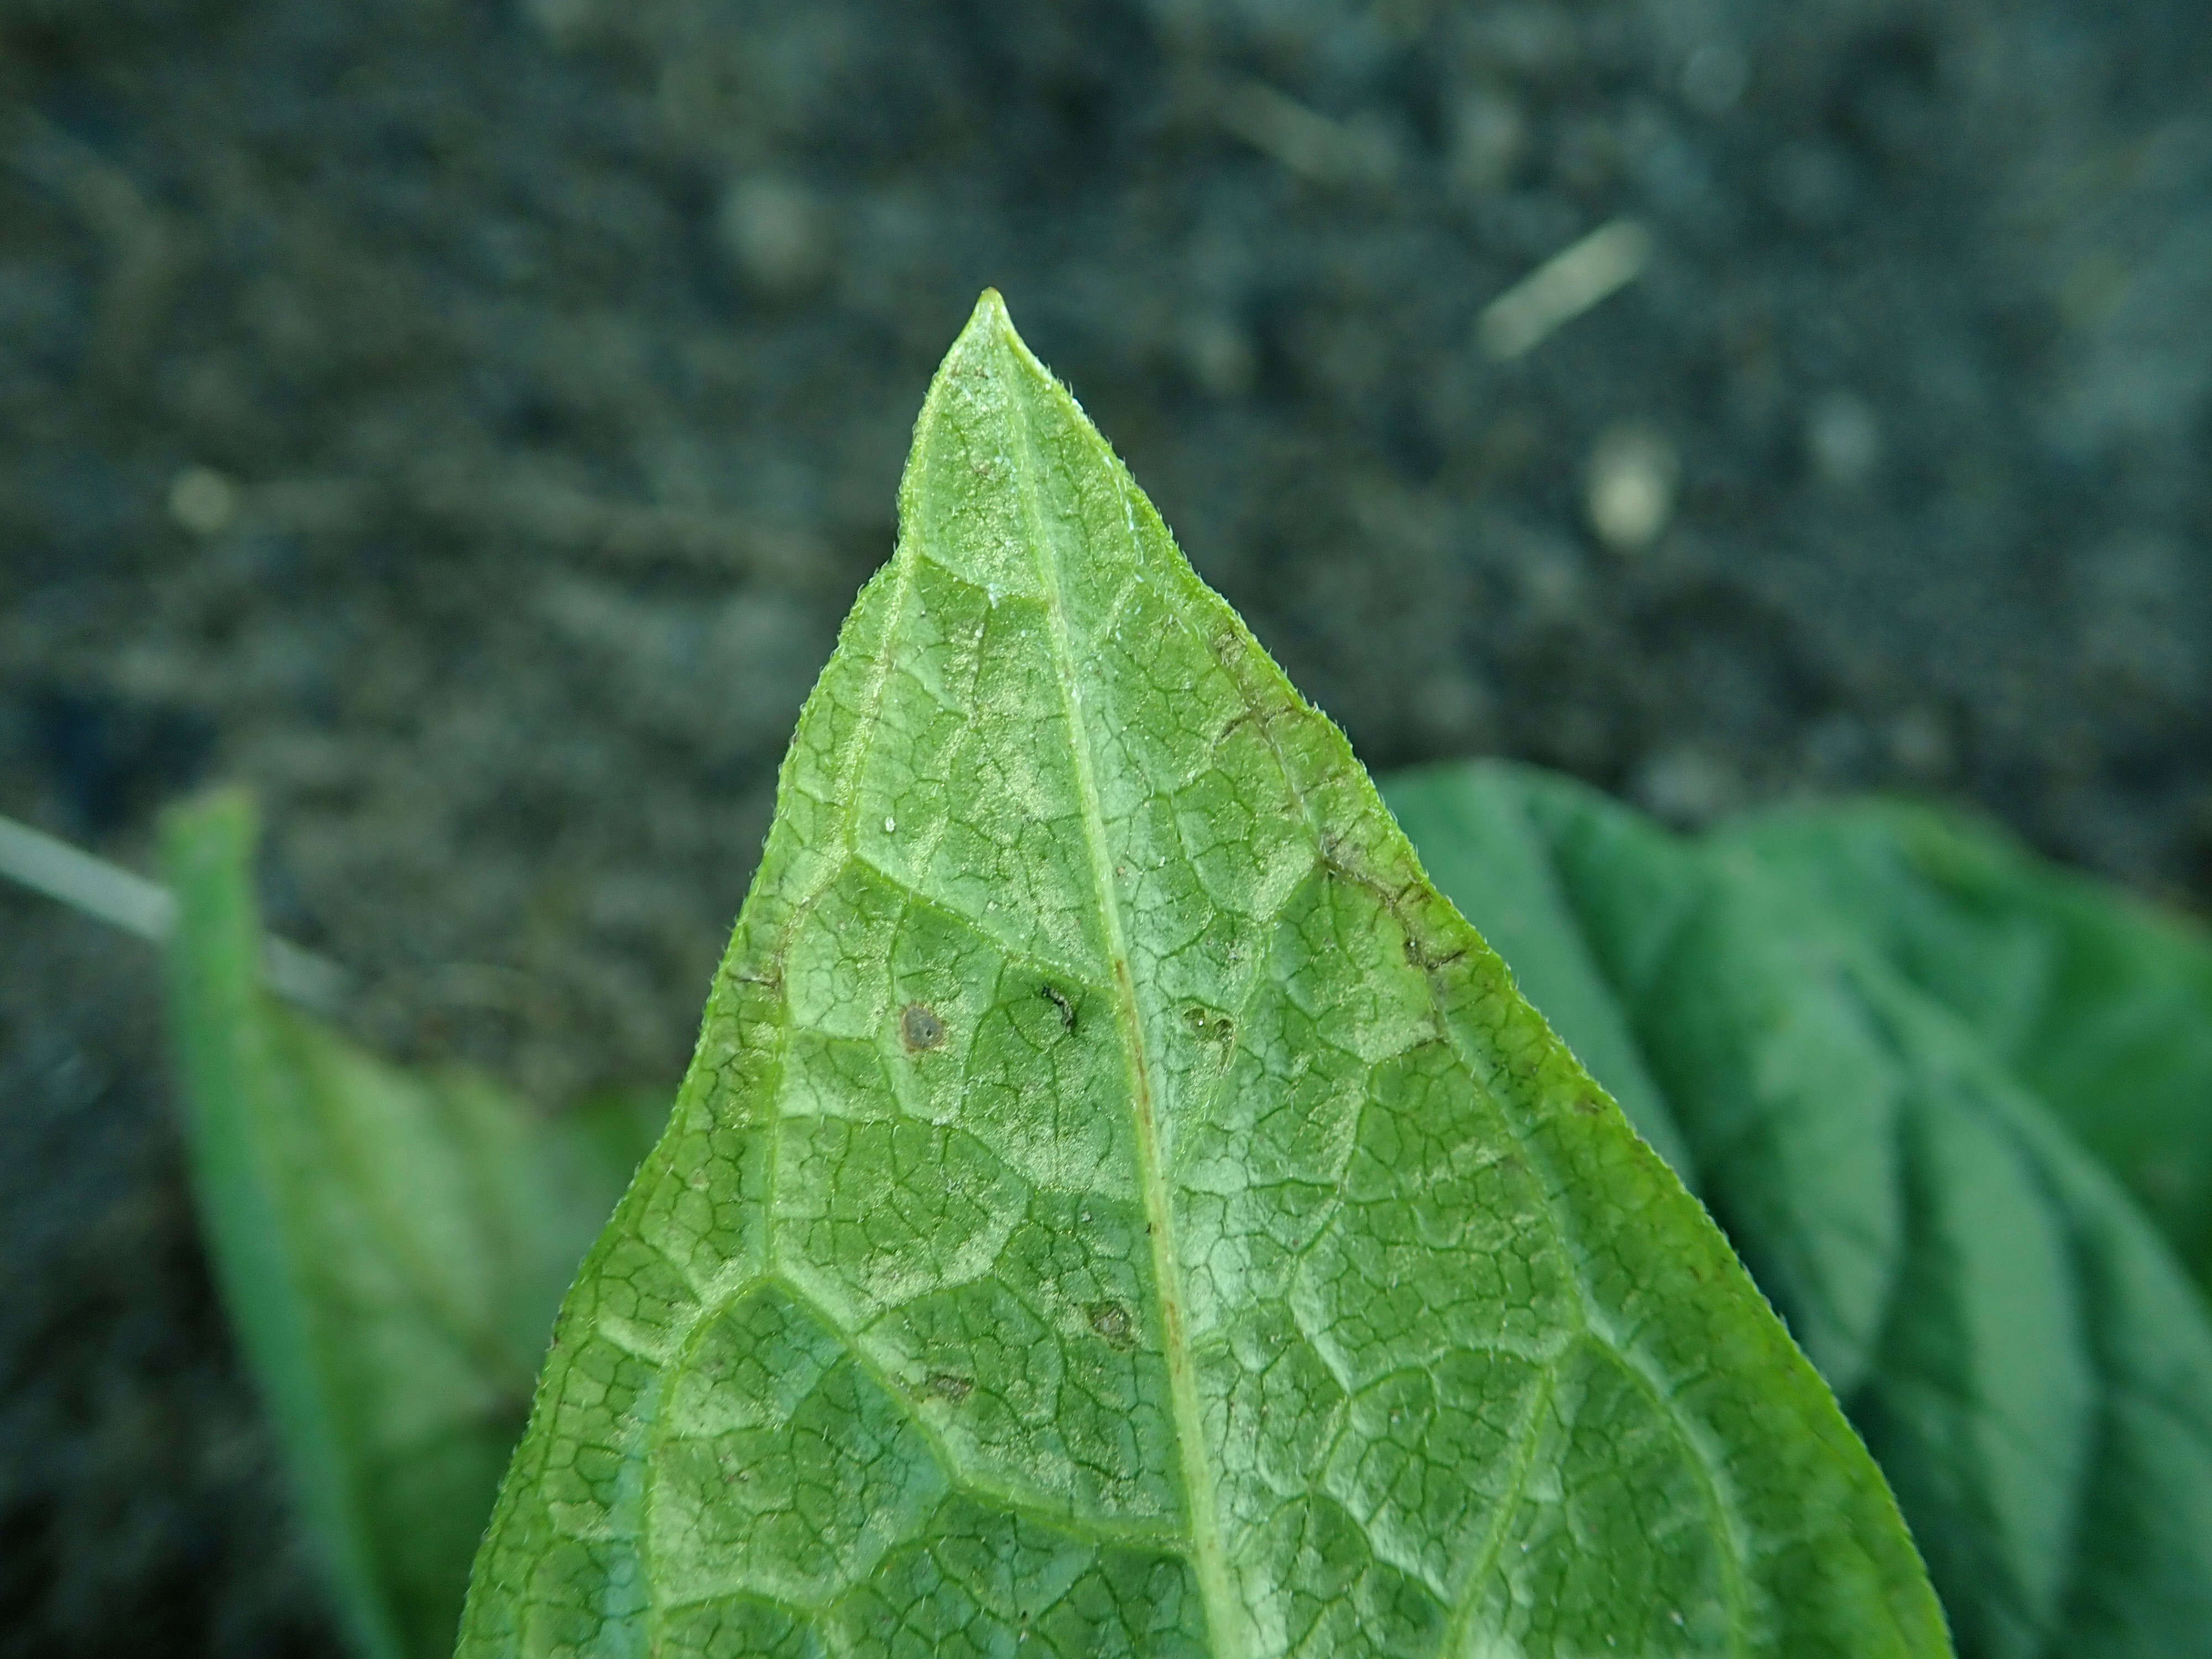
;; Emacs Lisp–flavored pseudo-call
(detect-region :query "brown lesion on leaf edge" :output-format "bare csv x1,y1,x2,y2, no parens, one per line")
729,956,784,994
1402,932,1469,974
1204,600,1485,1035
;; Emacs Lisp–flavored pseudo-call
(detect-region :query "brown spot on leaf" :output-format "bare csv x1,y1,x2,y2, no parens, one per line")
1041,984,1077,1034
901,1003,945,1051
925,1373,973,1402
1087,1301,1135,1347
1402,933,1467,974
1183,1004,1235,1045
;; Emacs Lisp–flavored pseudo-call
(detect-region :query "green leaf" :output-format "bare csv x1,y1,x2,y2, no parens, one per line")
1721,800,2212,1291
460,293,1943,1658
1386,761,2212,1659
161,791,661,1659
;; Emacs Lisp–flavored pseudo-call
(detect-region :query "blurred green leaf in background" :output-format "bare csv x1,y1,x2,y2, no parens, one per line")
158,791,664,1659
1724,800,2212,1293
1386,764,2212,1659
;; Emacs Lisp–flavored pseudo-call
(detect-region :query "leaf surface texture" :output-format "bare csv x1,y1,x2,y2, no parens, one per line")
460,295,1942,1659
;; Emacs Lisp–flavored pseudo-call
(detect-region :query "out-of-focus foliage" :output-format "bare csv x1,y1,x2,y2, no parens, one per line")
160,792,662,1659
1723,801,2212,1292
1387,763,2212,1659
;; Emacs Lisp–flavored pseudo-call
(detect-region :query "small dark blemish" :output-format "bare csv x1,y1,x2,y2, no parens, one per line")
1041,984,1077,1034
925,1372,973,1402
1183,1005,1234,1045
901,1003,946,1051
1087,1301,1135,1348
1402,934,1467,974
733,949,786,996
1573,1093,1605,1118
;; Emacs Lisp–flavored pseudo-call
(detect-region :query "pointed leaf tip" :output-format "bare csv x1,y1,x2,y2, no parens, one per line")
929,289,1066,420
942,287,1021,371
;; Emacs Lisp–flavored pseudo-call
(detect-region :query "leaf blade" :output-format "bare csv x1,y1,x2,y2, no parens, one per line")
461,295,1944,1658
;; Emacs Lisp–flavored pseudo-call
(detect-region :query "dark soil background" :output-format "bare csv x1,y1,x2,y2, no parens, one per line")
3,0,2209,1651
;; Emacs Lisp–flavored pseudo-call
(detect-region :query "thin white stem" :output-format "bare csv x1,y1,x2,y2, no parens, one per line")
0,810,348,1011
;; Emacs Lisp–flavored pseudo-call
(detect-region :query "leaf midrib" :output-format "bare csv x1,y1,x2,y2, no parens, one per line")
997,340,1751,1656
1002,336,1246,1658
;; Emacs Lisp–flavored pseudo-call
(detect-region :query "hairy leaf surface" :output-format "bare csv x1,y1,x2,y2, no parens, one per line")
162,792,660,1659
1723,801,2212,1291
460,295,1942,1658
1386,762,2212,1659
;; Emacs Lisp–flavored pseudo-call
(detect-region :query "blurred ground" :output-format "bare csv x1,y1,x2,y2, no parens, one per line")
3,0,2209,1651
